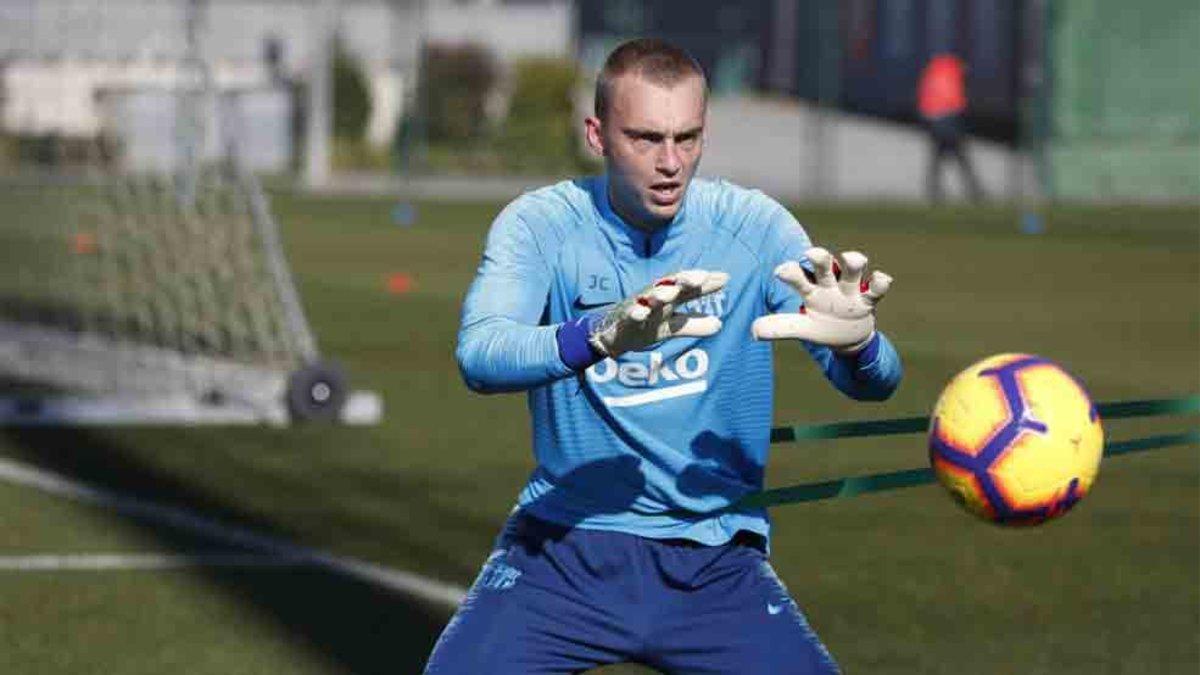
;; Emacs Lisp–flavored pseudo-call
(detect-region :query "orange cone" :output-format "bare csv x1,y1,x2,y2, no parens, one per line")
386,272,414,295
71,233,97,255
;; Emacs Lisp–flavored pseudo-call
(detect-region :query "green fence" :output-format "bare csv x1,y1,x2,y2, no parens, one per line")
1048,1,1200,200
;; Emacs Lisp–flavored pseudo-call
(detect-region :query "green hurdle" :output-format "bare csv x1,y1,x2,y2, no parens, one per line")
769,395,1200,443
742,395,1200,510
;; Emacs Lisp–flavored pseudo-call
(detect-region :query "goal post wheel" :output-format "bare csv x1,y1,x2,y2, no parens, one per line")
285,361,348,422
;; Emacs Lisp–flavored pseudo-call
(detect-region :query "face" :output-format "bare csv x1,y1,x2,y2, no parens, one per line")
585,73,706,230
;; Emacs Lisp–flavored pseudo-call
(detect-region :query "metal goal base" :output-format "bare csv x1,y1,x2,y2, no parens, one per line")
0,391,382,427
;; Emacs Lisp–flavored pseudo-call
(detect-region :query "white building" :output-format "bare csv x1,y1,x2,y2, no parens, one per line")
0,0,573,167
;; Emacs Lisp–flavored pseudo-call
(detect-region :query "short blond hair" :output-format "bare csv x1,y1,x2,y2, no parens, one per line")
594,38,708,120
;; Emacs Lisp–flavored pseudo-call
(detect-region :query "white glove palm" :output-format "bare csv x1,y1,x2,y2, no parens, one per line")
752,247,891,353
590,270,729,357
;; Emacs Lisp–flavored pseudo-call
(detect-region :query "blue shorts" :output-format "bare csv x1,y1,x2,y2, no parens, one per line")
424,512,839,674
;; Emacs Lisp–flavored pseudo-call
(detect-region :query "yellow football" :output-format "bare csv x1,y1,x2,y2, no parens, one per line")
929,354,1104,525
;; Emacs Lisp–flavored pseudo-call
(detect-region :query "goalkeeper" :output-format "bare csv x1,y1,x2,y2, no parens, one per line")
426,38,902,674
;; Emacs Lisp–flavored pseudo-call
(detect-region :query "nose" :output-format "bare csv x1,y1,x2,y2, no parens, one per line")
656,140,681,176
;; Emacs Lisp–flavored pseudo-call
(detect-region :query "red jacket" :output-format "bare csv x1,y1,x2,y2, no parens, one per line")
918,54,967,119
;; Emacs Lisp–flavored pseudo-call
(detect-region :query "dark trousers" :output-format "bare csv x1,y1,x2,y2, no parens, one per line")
925,115,984,203
424,511,839,673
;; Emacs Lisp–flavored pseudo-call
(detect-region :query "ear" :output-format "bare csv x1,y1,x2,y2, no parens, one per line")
584,116,605,158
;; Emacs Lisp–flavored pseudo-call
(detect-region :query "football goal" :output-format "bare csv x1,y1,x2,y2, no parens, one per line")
0,0,379,425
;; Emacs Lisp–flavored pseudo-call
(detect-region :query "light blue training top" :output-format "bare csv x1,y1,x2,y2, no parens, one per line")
455,175,902,546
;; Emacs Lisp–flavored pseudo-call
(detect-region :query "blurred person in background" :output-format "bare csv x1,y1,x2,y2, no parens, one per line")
918,52,984,202
428,38,902,674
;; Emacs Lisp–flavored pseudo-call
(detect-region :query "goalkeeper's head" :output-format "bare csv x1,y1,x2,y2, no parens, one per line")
585,38,708,232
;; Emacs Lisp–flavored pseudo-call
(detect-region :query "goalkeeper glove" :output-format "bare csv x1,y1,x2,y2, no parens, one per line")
751,247,891,353
557,270,729,369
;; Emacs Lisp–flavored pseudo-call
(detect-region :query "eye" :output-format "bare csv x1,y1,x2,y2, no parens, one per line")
626,131,663,148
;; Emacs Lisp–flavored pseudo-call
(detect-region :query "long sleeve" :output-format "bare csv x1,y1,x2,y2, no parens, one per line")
455,205,574,393
802,333,903,401
760,198,903,401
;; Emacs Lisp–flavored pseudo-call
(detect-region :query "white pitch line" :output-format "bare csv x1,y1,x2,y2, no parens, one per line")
0,552,309,571
0,456,467,609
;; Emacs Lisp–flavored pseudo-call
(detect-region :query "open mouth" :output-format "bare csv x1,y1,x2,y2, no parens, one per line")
649,182,681,205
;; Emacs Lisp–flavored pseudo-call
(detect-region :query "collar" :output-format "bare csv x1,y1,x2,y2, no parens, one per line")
593,174,693,257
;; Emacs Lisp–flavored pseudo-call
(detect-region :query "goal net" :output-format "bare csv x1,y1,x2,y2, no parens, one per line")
0,0,378,425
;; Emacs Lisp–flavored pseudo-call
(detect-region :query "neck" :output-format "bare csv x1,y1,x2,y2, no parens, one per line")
606,180,668,233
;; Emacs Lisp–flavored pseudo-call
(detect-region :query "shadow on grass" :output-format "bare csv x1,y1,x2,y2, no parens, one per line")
2,425,450,674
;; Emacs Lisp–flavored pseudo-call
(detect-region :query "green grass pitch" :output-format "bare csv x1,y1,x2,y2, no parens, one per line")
1,194,1196,674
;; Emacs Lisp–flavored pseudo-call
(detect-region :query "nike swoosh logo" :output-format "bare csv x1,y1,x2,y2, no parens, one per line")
767,603,784,615
574,298,612,310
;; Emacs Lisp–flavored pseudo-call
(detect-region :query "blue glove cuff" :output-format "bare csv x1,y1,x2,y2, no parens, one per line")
556,314,605,371
854,331,882,365
842,332,882,383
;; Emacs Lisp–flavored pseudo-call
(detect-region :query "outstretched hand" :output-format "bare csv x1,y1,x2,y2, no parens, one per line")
752,247,891,353
589,270,730,358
